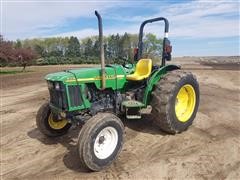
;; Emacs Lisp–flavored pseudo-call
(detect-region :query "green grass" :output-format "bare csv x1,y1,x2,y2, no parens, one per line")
0,70,33,75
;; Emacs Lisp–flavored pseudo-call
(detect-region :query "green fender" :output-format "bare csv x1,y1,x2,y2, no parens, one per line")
143,64,180,106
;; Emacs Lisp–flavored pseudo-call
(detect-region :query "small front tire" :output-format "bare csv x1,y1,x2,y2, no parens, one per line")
77,113,124,171
36,102,71,137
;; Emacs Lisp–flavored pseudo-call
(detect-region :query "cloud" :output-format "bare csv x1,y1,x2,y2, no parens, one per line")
1,0,239,40
1,1,124,39
51,25,139,39
102,0,239,38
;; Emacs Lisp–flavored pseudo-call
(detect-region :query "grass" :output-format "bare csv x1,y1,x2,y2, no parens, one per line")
0,70,33,75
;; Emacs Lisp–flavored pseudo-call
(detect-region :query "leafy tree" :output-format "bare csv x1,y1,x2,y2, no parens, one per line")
106,35,115,61
93,39,99,57
114,34,121,59
0,35,37,68
0,36,16,66
15,39,22,48
66,36,80,57
143,33,163,60
15,48,38,71
120,33,131,59
84,38,93,57
0,33,163,66
34,44,45,57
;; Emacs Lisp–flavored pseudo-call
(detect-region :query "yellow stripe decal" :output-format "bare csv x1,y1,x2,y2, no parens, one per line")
65,75,125,83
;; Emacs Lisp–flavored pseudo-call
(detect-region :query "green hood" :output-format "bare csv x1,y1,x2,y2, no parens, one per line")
45,65,127,90
45,67,102,82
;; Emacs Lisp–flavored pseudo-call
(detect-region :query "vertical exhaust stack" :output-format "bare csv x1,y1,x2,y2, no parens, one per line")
95,11,106,90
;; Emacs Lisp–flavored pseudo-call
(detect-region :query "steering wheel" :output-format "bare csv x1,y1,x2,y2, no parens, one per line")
122,57,134,69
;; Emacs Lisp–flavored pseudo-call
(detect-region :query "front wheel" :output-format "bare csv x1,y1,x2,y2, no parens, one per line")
77,113,124,171
36,102,71,137
151,70,200,134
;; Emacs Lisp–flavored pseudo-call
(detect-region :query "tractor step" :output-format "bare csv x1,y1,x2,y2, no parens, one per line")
122,100,144,119
122,100,145,108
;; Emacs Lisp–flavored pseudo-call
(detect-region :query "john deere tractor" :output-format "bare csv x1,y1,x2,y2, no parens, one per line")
36,11,199,171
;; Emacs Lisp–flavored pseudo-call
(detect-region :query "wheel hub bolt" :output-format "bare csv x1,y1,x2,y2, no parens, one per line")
99,136,105,144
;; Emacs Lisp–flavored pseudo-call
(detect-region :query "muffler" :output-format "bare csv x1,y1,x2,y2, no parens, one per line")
95,11,106,90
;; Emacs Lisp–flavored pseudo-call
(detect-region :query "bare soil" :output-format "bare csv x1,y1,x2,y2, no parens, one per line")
1,57,240,180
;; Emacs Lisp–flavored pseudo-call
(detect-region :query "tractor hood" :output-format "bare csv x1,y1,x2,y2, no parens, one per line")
45,65,128,90
45,67,102,82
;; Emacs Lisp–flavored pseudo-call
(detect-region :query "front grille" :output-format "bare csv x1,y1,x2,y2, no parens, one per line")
68,85,82,107
48,81,67,110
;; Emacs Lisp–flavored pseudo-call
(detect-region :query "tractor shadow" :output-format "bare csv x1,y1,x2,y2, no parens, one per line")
27,127,91,173
122,114,168,137
27,114,166,173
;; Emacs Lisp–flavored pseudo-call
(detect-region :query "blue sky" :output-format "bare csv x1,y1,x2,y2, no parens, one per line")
1,0,239,56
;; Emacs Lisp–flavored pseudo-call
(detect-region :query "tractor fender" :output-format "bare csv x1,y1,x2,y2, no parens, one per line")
143,64,180,106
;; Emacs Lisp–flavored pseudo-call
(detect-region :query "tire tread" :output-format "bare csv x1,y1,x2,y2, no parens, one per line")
151,70,198,134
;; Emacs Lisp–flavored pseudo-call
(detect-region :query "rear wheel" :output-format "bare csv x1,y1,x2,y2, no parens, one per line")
36,102,71,137
77,113,124,171
151,70,199,134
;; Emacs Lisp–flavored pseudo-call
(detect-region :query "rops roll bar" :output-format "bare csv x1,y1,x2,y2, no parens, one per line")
138,17,171,66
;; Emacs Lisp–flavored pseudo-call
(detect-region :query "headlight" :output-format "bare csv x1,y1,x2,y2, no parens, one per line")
55,82,60,90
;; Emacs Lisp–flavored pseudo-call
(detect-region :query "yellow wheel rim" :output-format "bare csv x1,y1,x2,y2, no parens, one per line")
48,113,68,130
175,84,196,122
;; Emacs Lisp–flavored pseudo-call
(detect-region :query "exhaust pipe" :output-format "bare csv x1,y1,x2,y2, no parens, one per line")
95,11,106,90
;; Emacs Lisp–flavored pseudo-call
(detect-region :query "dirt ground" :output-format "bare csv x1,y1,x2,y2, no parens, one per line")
1,57,240,180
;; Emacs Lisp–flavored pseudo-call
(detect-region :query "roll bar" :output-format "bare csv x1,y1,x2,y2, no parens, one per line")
138,17,170,66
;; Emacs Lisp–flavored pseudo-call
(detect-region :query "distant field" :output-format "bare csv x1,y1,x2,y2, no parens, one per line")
1,56,239,72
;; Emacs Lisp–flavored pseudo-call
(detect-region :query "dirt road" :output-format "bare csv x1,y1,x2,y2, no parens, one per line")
1,58,240,179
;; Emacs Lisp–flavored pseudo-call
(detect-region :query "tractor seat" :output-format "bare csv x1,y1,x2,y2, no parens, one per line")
126,59,152,81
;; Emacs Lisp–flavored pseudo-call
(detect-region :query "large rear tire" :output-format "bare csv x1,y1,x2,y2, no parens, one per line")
36,102,71,137
77,113,124,171
151,70,199,134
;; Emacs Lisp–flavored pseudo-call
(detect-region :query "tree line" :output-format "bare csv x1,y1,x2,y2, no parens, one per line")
0,33,163,68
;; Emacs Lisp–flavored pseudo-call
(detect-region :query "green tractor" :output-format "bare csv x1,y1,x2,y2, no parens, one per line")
36,11,199,171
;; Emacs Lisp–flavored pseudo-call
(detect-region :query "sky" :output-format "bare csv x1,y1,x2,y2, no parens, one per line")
1,0,239,56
